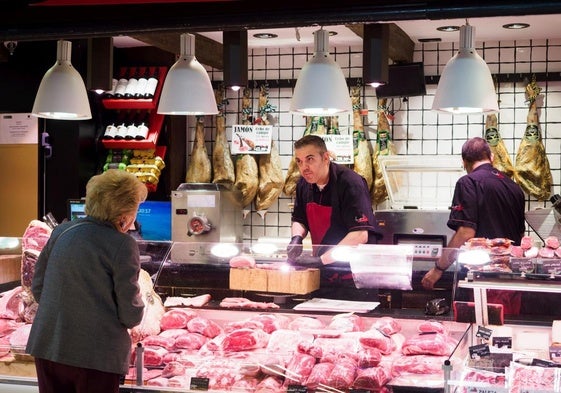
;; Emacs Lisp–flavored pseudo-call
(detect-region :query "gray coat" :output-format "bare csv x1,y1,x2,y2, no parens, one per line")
26,217,145,375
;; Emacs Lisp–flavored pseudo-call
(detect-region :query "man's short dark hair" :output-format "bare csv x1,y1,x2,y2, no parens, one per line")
462,137,492,163
294,134,327,154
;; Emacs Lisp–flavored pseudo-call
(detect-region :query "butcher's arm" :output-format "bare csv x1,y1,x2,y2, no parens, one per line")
421,226,475,290
291,221,308,238
321,230,368,264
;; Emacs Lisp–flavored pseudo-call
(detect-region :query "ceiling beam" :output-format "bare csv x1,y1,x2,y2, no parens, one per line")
129,32,223,69
346,23,414,64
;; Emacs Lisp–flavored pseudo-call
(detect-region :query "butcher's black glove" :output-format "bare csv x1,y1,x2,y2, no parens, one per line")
286,235,303,260
290,255,324,269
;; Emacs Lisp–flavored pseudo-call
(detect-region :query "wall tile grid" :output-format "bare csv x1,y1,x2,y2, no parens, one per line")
188,39,561,243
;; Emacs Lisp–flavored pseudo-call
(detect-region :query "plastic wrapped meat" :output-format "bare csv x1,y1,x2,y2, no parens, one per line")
371,316,401,336
187,316,223,338
174,332,208,350
305,362,335,390
160,308,198,330
391,355,448,377
401,333,457,356
353,365,391,390
325,359,357,390
282,352,316,386
221,328,270,352
359,328,396,355
328,313,364,332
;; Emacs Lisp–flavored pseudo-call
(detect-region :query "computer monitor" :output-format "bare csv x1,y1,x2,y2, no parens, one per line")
67,199,171,241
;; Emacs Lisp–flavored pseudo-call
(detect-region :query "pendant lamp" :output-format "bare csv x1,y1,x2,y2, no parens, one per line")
32,40,92,120
432,24,498,115
157,33,218,115
363,23,389,88
290,29,352,116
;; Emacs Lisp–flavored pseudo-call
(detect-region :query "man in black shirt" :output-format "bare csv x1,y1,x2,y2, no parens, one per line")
421,137,526,313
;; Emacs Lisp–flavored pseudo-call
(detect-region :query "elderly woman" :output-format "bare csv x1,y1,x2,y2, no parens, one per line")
26,169,147,393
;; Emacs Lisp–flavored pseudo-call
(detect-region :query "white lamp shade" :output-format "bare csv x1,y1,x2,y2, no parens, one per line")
432,25,499,115
157,33,218,115
290,29,352,116
32,40,92,120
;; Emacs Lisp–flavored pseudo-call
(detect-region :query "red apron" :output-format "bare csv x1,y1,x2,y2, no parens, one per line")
306,202,332,256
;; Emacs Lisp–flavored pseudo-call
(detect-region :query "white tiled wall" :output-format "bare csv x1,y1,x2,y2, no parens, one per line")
188,39,561,242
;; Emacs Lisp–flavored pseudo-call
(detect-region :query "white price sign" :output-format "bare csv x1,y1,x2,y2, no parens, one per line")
231,124,272,154
318,134,354,164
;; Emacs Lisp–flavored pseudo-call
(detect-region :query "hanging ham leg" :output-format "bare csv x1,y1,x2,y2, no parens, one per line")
185,116,212,183
485,113,515,178
212,88,235,185
514,78,553,201
372,98,394,205
350,85,374,192
234,87,259,214
255,85,284,218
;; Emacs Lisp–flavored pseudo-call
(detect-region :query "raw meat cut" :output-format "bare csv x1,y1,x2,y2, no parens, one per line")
158,328,189,338
146,377,169,387
401,333,457,356
160,308,198,330
250,313,291,334
508,360,556,393
212,88,235,186
185,115,212,183
328,313,364,332
195,359,238,390
514,78,553,201
141,346,168,367
161,361,186,378
521,236,534,250
391,355,448,376
359,328,396,355
221,328,270,352
510,246,524,258
229,255,256,268
305,362,335,389
219,297,279,310
417,320,447,335
538,247,555,258
266,329,301,354
163,294,211,308
8,323,31,349
353,366,391,390
283,352,316,386
485,113,515,178
174,332,208,350
0,318,21,337
297,339,323,359
255,376,284,393
142,335,176,351
357,347,382,368
350,85,374,192
325,359,357,390
187,317,222,338
130,269,165,342
232,376,260,391
371,316,401,336
288,316,325,331
545,236,560,249
0,287,24,320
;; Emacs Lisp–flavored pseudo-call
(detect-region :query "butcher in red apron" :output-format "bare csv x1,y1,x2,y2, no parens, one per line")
287,135,380,269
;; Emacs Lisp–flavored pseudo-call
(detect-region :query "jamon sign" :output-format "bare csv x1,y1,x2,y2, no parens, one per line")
231,124,272,154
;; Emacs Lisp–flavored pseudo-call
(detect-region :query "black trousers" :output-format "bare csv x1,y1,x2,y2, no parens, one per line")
35,357,121,393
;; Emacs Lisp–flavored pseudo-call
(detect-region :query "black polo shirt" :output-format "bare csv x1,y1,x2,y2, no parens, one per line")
448,163,526,244
292,162,379,248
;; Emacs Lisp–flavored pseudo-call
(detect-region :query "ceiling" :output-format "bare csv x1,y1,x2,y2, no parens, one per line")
3,1,561,60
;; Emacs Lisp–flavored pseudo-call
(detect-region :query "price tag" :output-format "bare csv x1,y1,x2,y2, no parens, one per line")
492,337,512,349
510,257,535,273
469,343,491,359
542,259,561,275
550,346,561,363
190,377,210,391
461,385,507,393
287,385,307,393
476,325,493,340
